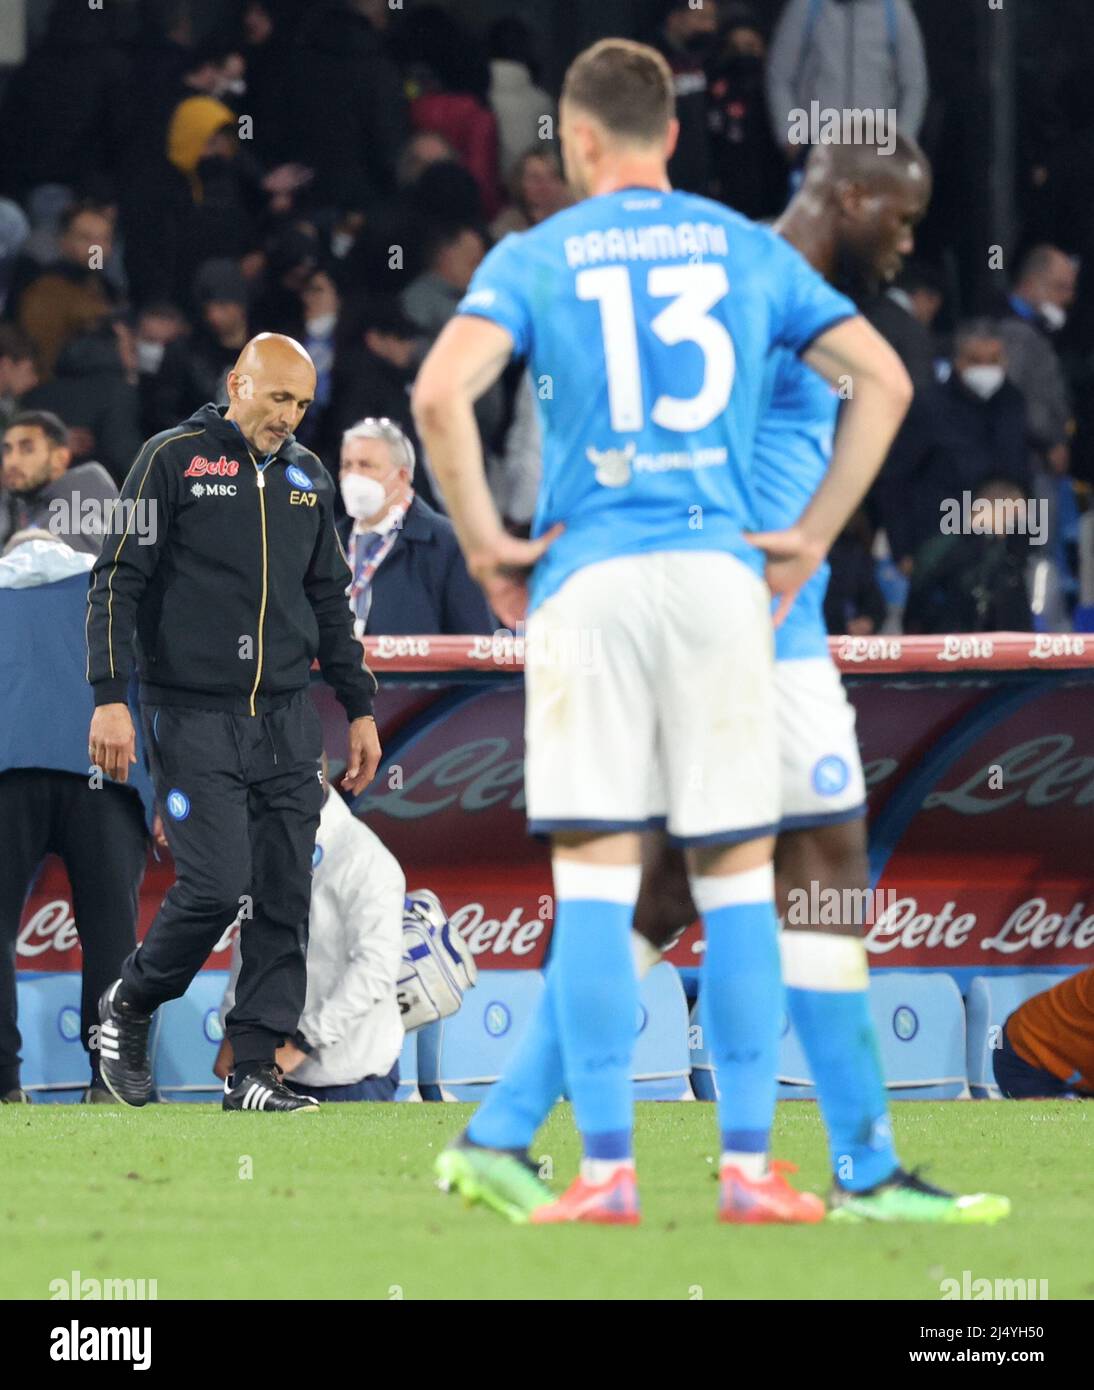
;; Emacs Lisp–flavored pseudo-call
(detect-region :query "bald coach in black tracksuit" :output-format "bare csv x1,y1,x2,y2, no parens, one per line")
86,371,379,1108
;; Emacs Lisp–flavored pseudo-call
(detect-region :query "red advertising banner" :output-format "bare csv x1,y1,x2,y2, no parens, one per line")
18,634,1094,983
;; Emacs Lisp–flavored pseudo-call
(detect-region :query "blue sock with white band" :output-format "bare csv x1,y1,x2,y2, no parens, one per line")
551,859,641,1169
694,865,781,1178
782,930,899,1191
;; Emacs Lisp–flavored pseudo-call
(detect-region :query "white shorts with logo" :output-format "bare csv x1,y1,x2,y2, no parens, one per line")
524,550,778,846
775,656,867,830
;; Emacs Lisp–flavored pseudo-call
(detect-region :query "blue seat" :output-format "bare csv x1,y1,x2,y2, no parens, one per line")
691,999,817,1101
966,973,1068,1098
696,970,969,1101
633,963,692,1100
396,1029,420,1102
152,971,229,1102
418,971,547,1103
868,971,969,1099
17,972,87,1102
688,1000,716,1100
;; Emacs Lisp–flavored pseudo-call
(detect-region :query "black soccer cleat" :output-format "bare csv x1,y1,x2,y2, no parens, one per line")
97,980,154,1108
222,1066,320,1113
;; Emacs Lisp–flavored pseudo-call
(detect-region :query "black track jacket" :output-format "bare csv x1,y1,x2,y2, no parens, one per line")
86,403,375,720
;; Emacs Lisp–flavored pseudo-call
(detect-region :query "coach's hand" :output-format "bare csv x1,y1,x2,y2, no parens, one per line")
341,715,382,795
744,525,828,629
468,525,564,629
89,703,137,784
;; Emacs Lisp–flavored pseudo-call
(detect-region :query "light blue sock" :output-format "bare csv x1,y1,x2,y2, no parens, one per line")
782,931,899,1192
467,969,564,1152
695,870,781,1156
550,861,640,1161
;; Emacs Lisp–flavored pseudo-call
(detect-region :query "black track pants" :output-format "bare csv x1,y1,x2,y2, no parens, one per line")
126,690,324,1068
0,769,147,1090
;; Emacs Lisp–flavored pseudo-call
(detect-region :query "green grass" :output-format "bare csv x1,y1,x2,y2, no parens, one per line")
3,1100,1089,1301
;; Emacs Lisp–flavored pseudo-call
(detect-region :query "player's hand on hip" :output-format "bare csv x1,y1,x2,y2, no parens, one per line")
341,715,382,795
469,525,564,629
89,703,137,784
744,525,827,629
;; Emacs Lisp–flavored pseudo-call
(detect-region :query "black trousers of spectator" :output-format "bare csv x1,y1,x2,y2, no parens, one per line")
126,689,324,1068
0,769,148,1092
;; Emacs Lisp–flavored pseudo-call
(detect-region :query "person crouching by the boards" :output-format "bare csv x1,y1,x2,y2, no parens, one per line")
213,755,406,1102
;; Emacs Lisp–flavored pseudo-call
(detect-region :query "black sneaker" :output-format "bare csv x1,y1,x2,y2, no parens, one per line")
222,1066,320,1113
98,980,154,1108
1,1088,31,1104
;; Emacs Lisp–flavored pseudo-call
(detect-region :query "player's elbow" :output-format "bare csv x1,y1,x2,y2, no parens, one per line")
410,373,461,438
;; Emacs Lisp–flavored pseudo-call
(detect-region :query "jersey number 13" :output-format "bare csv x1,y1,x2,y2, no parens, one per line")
576,263,735,434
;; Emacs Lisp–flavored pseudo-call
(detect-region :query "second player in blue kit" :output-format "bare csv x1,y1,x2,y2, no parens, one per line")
412,38,912,1224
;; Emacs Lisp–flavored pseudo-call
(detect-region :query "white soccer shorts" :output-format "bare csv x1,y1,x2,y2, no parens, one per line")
524,550,778,845
774,655,867,830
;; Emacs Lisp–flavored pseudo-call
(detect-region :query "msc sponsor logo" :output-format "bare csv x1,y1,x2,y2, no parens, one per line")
185,454,239,477
190,482,237,498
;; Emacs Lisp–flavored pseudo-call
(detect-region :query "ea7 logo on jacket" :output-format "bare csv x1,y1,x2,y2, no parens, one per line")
185,454,240,477
286,465,317,506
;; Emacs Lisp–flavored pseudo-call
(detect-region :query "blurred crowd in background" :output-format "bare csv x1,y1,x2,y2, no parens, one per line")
1,0,1093,635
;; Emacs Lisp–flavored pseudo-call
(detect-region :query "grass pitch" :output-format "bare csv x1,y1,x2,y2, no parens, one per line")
3,1100,1089,1301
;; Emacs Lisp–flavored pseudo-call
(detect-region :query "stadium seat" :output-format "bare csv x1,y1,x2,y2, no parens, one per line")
867,972,969,1100
966,973,1067,1098
152,971,229,1102
691,1001,818,1101
418,971,547,1102
396,1029,420,1102
17,971,88,1103
633,963,692,1100
694,971,970,1101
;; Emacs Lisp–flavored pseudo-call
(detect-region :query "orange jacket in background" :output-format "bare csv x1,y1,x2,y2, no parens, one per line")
1006,967,1094,1092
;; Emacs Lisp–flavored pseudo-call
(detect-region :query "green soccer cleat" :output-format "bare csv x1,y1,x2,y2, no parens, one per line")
435,1138,554,1225
828,1168,1012,1225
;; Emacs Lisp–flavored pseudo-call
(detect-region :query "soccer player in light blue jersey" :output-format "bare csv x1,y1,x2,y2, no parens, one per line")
413,38,912,1225
633,141,1006,1225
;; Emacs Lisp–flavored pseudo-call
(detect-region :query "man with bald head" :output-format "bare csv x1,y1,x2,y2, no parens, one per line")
86,333,382,1112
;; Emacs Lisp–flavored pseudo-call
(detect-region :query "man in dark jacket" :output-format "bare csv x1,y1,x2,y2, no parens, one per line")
86,334,381,1114
282,0,408,211
337,417,493,636
0,410,119,555
874,319,1031,564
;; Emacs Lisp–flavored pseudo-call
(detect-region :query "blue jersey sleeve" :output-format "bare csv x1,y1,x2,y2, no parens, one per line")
767,233,857,357
456,233,533,358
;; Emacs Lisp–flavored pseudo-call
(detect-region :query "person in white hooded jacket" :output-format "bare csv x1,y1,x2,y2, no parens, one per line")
217,758,406,1100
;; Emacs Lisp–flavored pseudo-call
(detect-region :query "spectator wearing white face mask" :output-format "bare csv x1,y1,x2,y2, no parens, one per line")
873,319,1032,569
336,417,495,636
